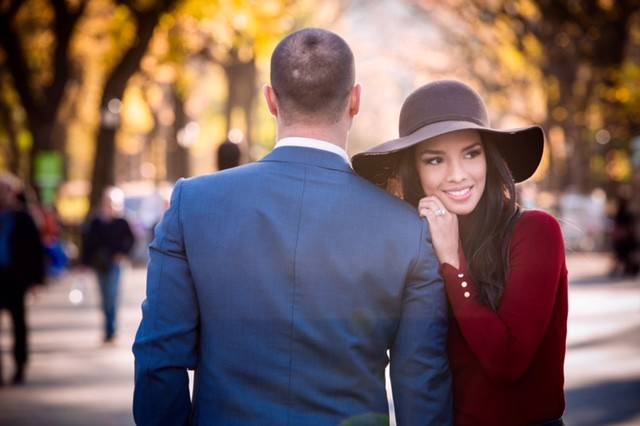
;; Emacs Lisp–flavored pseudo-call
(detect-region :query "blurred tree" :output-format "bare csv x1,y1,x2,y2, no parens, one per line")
0,0,177,208
2,0,340,211
413,0,640,192
165,0,319,159
136,72,190,182
167,83,189,180
0,0,88,181
89,0,177,208
0,69,20,173
123,0,334,180
600,16,640,154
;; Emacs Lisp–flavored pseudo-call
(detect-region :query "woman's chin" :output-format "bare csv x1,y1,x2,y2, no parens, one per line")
443,204,476,216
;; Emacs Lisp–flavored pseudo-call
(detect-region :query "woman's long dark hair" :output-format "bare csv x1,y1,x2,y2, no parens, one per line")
396,137,521,311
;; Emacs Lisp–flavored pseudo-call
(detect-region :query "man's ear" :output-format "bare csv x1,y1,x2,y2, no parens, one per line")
348,84,361,117
264,85,279,117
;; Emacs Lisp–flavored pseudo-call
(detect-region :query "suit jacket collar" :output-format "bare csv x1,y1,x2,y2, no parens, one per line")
261,146,354,173
275,137,350,164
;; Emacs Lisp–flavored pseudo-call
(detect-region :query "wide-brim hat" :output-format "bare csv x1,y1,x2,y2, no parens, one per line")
352,80,545,184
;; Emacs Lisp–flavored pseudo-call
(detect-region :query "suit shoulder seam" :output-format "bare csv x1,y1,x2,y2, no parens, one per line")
286,166,307,424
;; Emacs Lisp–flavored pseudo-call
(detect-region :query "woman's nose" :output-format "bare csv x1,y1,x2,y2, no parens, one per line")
446,160,467,183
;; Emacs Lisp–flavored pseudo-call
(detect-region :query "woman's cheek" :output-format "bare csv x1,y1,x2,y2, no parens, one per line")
418,169,442,196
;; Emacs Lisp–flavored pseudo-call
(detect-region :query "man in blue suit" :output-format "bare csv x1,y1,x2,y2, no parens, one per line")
133,28,452,425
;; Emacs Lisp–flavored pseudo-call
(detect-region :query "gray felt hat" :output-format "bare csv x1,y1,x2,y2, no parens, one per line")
352,80,545,184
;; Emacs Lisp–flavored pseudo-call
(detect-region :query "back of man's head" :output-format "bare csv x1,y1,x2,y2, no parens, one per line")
270,28,354,125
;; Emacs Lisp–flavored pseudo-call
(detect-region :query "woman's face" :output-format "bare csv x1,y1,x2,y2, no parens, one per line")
414,129,486,216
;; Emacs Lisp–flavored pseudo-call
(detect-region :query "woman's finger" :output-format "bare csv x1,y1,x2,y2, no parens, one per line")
419,198,449,219
420,196,445,209
419,195,440,205
419,204,437,221
419,197,441,212
424,196,448,212
419,206,432,218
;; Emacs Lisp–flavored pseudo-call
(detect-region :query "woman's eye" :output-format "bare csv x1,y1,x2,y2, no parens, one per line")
464,149,482,159
423,157,442,166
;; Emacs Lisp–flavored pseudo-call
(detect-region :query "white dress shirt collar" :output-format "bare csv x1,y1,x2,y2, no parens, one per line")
275,137,350,165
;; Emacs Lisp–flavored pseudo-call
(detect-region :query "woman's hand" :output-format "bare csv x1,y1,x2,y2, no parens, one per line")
418,196,460,269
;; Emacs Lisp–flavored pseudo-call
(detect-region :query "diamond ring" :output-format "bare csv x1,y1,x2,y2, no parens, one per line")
435,208,446,217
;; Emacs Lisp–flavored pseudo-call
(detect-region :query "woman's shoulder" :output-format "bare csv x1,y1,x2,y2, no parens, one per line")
514,209,563,238
511,210,567,272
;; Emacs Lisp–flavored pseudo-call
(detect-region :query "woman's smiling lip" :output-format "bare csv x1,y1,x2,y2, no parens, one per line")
442,186,473,201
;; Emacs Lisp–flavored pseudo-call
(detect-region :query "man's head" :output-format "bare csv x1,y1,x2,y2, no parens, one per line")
100,186,125,219
217,140,241,171
265,28,360,132
0,173,20,211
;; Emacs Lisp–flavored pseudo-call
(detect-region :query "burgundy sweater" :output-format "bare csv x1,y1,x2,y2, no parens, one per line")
440,210,568,426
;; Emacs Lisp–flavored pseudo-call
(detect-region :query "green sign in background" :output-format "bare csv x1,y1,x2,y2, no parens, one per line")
35,151,63,205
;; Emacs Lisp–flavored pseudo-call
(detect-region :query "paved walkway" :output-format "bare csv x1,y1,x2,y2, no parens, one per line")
1,253,639,425
562,253,640,426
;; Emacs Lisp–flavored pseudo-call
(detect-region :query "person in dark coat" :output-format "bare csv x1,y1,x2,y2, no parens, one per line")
0,174,45,385
81,187,134,343
216,139,241,171
611,195,638,276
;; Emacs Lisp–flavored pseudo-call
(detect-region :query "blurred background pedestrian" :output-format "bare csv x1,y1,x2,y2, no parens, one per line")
610,193,639,277
0,173,45,385
80,187,135,344
216,139,242,171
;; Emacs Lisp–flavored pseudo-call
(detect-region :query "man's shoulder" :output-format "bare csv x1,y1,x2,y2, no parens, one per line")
350,175,422,221
179,162,263,193
179,163,423,229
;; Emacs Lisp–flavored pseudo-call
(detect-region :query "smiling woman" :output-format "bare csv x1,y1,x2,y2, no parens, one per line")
353,80,568,426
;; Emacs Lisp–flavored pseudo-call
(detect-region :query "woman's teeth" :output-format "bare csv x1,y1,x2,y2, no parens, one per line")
446,188,470,196
444,187,472,200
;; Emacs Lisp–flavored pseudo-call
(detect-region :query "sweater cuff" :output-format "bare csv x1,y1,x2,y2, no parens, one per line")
440,251,479,307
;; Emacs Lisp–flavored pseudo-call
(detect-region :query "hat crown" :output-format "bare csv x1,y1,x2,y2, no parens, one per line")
399,80,489,137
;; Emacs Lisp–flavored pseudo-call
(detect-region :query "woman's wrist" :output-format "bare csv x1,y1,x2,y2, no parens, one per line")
440,256,460,270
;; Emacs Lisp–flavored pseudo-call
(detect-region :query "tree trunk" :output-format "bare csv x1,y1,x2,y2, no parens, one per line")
90,124,118,205
0,0,86,187
166,85,189,181
0,93,20,174
223,52,257,158
89,0,176,209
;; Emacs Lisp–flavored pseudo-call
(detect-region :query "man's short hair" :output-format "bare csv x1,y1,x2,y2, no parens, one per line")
270,28,355,124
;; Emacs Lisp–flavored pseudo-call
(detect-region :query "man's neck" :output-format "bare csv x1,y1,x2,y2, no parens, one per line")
277,125,348,151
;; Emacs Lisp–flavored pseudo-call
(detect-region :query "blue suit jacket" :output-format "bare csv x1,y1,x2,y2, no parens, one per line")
133,147,452,425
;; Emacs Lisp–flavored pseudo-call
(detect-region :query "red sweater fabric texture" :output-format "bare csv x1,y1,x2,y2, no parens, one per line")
441,210,568,426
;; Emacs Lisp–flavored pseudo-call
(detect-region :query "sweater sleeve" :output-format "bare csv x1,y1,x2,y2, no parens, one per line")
440,211,565,383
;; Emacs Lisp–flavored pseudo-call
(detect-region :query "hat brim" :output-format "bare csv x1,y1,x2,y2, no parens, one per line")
352,120,545,184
